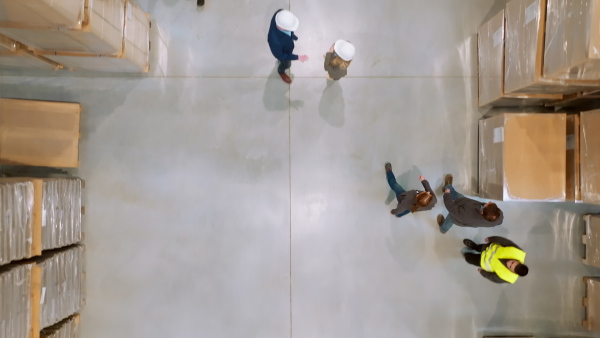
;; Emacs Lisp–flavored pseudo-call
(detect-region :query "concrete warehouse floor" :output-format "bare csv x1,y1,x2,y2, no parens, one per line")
1,0,600,337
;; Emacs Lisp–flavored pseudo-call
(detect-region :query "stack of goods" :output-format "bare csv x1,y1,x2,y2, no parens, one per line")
478,113,566,201
0,178,85,338
583,277,600,332
0,98,81,168
0,0,150,72
583,214,600,269
478,0,600,107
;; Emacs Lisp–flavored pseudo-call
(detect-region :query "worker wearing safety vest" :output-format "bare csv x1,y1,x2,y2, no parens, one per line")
462,236,529,284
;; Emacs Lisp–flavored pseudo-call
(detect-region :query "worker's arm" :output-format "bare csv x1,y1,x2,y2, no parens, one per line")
479,269,508,284
269,39,299,61
488,236,521,250
324,52,333,71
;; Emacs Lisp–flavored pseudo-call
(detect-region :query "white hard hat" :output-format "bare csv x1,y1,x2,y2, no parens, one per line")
334,40,355,61
275,10,299,31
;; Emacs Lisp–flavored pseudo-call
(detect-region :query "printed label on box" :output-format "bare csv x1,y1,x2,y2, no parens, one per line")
493,27,503,47
567,134,575,150
525,0,539,25
493,127,504,143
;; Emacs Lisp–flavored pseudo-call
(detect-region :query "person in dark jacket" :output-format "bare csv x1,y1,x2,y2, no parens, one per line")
385,163,437,217
462,236,528,284
436,174,503,233
324,40,355,80
267,9,309,84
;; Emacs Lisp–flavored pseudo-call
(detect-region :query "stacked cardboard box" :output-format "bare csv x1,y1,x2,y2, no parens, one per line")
580,109,600,204
583,214,600,269
0,98,81,168
0,0,150,73
0,262,41,338
478,113,566,201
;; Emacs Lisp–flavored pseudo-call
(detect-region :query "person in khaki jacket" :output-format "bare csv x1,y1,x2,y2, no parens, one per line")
324,40,355,80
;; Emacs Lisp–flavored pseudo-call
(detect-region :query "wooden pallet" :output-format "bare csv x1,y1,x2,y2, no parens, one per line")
583,277,600,331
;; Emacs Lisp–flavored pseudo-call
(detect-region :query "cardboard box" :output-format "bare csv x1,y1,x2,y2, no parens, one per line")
479,113,566,201
566,114,581,201
0,98,81,168
580,109,600,204
504,0,600,94
41,0,150,73
0,178,43,266
544,0,600,81
0,0,125,55
40,315,80,338
478,9,562,106
0,0,85,29
583,214,600,268
583,277,600,332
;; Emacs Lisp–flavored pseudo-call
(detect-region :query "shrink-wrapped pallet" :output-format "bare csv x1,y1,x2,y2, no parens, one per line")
41,315,80,338
36,246,85,329
42,179,82,251
583,277,600,331
478,113,566,201
0,0,124,54
0,0,85,29
504,0,599,94
0,34,61,70
545,0,600,81
0,262,41,338
478,9,561,106
583,214,600,268
43,0,150,73
0,179,42,266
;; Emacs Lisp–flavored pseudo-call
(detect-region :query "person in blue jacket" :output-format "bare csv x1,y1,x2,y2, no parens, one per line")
267,9,309,84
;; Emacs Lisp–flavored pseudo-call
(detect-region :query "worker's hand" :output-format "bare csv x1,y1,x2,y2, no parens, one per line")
484,237,489,243
478,268,482,272
299,55,309,62
419,175,425,181
444,189,450,194
329,45,334,52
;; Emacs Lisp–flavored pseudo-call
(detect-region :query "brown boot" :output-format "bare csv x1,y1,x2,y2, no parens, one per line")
385,162,392,172
444,174,453,186
279,73,292,84
436,214,444,226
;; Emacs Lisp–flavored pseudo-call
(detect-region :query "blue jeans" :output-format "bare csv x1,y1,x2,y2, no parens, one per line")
387,171,410,218
440,184,465,233
278,60,291,74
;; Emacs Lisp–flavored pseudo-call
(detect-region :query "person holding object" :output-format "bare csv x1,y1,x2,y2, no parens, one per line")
385,163,437,218
267,9,309,84
462,236,528,284
436,174,503,233
324,40,355,80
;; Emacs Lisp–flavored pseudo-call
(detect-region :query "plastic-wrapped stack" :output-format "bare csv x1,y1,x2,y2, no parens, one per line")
40,315,80,338
478,113,566,201
0,263,37,338
580,109,600,205
0,179,41,266
544,0,600,81
583,214,600,269
42,179,82,251
583,277,600,332
36,246,85,329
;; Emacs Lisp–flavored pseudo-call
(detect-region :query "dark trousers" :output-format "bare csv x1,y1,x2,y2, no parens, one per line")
464,243,490,267
278,60,291,74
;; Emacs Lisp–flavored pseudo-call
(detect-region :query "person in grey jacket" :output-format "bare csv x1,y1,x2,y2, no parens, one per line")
436,174,503,233
385,163,437,217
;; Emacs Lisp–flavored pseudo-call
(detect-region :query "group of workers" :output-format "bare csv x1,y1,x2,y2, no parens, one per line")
267,8,529,286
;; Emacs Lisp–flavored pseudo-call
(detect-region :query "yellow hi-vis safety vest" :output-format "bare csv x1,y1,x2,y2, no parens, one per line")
480,243,526,284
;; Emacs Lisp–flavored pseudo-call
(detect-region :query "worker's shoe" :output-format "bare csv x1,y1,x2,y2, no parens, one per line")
437,214,447,234
279,73,292,84
385,162,392,172
444,174,453,186
463,239,477,250
197,0,204,6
